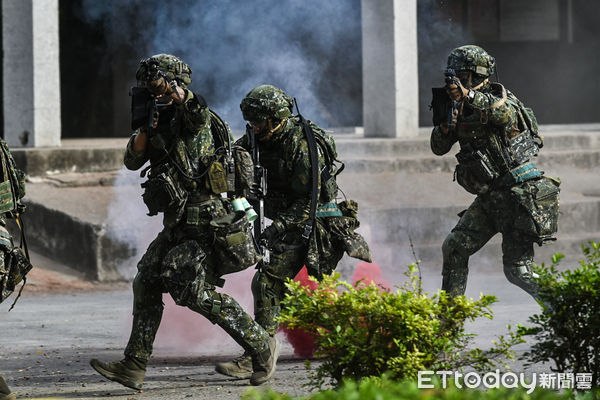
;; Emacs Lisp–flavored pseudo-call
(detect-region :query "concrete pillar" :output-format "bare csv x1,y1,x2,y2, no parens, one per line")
2,0,61,147
362,0,419,137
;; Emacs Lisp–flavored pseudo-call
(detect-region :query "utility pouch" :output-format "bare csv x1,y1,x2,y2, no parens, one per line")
210,211,262,276
326,200,372,262
508,130,539,165
454,147,499,195
141,166,186,216
511,176,560,244
456,148,499,183
232,146,254,197
0,247,33,304
207,161,228,195
320,173,339,204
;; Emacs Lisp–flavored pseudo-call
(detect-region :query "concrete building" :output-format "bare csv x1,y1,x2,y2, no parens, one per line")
3,0,599,146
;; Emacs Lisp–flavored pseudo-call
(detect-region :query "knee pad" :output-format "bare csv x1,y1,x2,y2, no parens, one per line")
504,263,538,285
503,262,540,300
131,272,164,315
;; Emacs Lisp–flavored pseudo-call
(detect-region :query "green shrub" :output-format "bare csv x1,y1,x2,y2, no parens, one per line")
278,265,523,388
242,375,581,400
518,241,600,388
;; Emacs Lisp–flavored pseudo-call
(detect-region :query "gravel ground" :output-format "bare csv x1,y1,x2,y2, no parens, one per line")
0,252,555,399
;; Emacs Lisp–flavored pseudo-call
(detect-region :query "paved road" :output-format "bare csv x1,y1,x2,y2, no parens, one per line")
0,265,551,400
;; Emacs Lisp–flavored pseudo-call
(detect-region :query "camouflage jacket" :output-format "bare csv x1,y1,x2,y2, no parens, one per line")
0,139,26,218
237,117,338,233
430,83,542,190
431,83,519,157
124,90,216,192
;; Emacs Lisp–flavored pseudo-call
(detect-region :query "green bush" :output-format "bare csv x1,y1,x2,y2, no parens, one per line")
242,375,582,400
278,265,523,388
518,241,600,388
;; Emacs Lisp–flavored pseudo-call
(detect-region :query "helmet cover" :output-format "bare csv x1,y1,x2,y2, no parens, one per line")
136,53,192,88
447,45,495,77
240,84,294,122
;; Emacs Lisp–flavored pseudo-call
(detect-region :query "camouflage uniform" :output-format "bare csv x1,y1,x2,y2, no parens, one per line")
103,55,272,368
237,85,371,336
0,139,29,400
431,45,560,300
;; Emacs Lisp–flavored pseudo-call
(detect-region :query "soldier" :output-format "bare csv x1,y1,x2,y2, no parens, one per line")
215,85,371,378
0,137,31,400
89,54,279,389
430,45,560,299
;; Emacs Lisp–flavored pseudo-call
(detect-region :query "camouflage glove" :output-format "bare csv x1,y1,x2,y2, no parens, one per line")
446,77,470,102
259,222,283,247
147,75,174,97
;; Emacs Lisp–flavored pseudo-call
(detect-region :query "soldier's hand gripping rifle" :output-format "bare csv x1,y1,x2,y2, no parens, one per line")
247,125,270,264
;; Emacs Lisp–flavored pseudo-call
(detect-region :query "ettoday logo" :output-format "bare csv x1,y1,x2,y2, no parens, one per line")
418,370,593,393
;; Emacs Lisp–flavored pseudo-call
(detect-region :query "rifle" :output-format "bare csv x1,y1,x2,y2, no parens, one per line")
247,125,270,264
444,68,461,132
130,60,170,131
130,87,174,132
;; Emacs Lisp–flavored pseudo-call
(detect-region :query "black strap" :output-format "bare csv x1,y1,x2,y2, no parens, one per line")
8,212,30,311
294,99,319,241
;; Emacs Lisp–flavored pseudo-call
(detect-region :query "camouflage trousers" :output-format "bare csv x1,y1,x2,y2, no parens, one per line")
252,220,343,336
441,184,555,301
124,216,270,362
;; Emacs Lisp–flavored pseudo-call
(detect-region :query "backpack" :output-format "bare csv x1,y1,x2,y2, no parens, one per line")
505,89,543,149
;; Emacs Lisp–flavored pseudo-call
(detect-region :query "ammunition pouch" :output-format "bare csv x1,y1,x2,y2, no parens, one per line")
232,146,254,197
207,161,228,195
326,200,372,262
0,246,33,304
141,165,186,216
210,211,262,276
508,130,539,165
454,147,500,195
510,176,560,245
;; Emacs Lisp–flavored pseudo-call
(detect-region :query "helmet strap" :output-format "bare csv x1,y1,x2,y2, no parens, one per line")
268,118,287,135
471,77,489,91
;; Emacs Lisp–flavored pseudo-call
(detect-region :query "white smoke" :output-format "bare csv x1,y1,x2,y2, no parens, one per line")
78,0,363,131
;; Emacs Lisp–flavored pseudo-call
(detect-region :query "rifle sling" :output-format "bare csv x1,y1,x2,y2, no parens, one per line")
295,99,319,241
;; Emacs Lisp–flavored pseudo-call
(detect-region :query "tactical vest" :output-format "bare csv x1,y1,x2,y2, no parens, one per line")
454,84,542,194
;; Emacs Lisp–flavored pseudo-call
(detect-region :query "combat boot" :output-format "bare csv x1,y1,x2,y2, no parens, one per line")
89,356,146,390
214,351,253,379
0,375,16,400
250,337,281,386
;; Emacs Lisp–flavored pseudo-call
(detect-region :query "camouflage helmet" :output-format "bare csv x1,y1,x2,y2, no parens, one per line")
136,53,192,88
240,85,294,122
447,45,495,78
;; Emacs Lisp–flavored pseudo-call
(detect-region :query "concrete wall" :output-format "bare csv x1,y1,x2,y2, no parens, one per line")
362,0,419,137
2,0,61,147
